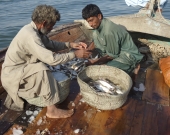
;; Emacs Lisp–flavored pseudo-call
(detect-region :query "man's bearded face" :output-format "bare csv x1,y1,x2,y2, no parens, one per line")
40,22,55,35
40,26,50,35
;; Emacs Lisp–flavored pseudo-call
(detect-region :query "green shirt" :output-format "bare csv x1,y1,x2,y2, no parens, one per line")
93,18,143,73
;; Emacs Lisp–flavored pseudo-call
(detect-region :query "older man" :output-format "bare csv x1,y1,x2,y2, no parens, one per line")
1,5,91,118
82,4,143,75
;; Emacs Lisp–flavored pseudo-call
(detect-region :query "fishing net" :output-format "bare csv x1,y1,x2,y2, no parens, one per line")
77,65,132,110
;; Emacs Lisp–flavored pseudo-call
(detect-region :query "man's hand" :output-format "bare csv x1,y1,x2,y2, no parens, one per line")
98,55,113,64
85,55,113,66
70,42,87,49
74,49,91,59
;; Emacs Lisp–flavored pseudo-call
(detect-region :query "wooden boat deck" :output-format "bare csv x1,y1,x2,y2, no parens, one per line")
1,61,170,135
0,22,170,135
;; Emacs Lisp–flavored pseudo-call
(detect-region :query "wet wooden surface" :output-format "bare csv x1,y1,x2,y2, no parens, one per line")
143,68,169,106
3,91,170,135
1,77,170,135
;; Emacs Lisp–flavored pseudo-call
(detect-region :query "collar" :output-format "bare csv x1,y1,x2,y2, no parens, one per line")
31,21,38,30
31,21,44,35
97,18,105,32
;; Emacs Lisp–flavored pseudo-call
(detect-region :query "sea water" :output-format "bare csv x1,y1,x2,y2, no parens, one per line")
0,0,169,49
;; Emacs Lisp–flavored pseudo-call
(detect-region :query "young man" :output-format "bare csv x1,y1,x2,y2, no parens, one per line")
1,5,91,118
82,4,143,75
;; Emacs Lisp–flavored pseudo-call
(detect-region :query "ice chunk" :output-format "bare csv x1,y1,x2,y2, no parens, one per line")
28,115,35,123
26,110,33,115
72,102,75,107
74,129,80,133
22,117,26,120
83,111,87,116
12,128,23,135
36,129,41,135
37,117,42,126
33,110,39,116
138,83,145,92
133,87,139,91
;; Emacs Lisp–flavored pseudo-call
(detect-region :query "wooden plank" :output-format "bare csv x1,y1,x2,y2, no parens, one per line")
0,92,8,120
0,92,40,134
48,22,82,37
141,102,158,135
85,98,137,135
13,105,42,127
148,63,160,71
134,102,170,135
0,92,18,135
157,105,170,135
49,27,84,42
140,102,170,135
3,124,26,135
85,109,112,135
56,96,90,135
142,68,169,106
129,100,145,135
71,105,97,135
0,121,13,135
2,110,23,123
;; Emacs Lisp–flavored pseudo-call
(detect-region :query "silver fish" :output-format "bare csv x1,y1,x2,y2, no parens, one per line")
95,80,115,90
94,82,113,94
71,61,84,70
116,89,123,94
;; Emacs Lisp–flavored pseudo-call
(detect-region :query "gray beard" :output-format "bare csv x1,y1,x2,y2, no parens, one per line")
40,27,49,35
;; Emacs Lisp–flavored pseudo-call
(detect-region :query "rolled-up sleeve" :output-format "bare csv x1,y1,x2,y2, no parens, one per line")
27,34,75,66
41,35,71,52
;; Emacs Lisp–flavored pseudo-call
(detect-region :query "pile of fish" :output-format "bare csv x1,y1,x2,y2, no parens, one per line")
47,50,101,81
47,58,87,80
88,79,124,95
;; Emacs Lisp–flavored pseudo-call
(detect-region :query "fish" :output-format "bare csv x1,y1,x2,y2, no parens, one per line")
48,58,86,80
94,82,113,94
71,61,85,70
88,79,124,95
116,89,123,94
95,79,115,90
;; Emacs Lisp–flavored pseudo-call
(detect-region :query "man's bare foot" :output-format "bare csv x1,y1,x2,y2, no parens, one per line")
134,64,140,75
46,105,74,118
